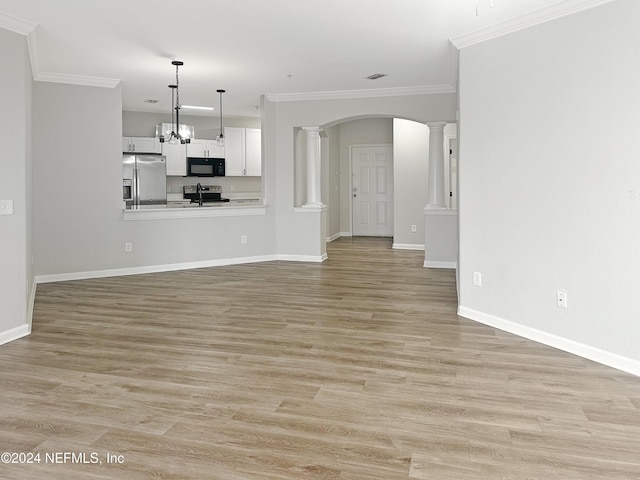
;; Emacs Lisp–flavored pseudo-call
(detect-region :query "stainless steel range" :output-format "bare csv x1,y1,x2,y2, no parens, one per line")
183,184,229,205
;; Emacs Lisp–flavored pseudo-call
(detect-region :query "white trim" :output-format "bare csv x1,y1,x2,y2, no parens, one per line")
35,253,330,284
36,255,279,284
26,30,40,80
276,253,328,263
27,279,36,335
124,205,266,221
392,243,425,251
294,205,327,213
34,71,121,88
266,84,455,103
326,232,342,242
450,0,617,49
424,207,457,215
458,306,640,377
0,12,37,35
339,231,352,238
424,261,457,269
0,324,31,346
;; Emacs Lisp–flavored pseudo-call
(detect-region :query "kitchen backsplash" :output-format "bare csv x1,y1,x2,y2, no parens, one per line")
166,175,261,198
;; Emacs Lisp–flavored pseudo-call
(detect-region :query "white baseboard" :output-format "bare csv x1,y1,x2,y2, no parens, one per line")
326,232,352,242
392,243,425,251
36,255,279,283
35,253,331,284
0,323,31,346
424,261,457,269
458,306,640,377
277,253,328,262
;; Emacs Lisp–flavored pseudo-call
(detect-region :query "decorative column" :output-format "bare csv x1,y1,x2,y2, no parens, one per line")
302,126,324,207
426,122,447,209
424,121,457,269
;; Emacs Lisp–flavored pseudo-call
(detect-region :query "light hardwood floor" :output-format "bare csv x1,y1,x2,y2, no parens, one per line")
1,237,639,479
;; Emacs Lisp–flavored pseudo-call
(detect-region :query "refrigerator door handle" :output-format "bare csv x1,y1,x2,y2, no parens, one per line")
133,167,139,206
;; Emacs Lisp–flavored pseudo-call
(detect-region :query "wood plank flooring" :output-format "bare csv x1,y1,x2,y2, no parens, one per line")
1,237,639,479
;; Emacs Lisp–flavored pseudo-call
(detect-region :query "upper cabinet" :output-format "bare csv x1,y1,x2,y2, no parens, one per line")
122,137,161,154
225,127,261,177
186,139,225,158
162,142,187,176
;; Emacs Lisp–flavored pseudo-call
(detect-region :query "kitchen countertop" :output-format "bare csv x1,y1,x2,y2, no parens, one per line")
123,198,266,220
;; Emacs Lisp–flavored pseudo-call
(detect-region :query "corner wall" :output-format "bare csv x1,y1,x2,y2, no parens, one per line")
458,0,640,374
0,28,33,344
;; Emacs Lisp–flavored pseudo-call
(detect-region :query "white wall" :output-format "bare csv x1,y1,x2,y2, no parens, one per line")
33,83,277,278
458,0,640,373
0,28,33,344
393,119,429,247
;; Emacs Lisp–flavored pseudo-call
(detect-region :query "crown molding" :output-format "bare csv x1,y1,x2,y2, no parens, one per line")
34,71,121,88
450,0,618,49
0,11,37,35
266,83,456,103
1,12,120,88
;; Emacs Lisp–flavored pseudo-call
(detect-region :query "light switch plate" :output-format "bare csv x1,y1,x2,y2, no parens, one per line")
0,199,14,215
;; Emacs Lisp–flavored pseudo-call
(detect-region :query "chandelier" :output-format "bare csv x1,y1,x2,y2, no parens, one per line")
161,60,191,145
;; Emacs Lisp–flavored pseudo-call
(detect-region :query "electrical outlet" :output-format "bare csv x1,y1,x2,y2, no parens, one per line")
557,290,568,308
125,242,133,253
473,271,482,287
411,224,417,233
241,235,247,244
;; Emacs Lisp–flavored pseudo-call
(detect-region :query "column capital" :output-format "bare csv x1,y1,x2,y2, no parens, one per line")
301,126,323,133
426,121,447,130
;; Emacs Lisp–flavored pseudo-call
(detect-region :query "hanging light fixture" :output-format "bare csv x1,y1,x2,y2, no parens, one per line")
160,60,190,144
216,89,225,147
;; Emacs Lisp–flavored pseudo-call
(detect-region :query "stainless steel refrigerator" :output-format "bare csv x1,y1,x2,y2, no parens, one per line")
122,154,167,207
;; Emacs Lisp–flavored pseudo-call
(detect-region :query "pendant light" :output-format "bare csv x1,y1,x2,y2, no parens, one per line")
161,61,190,144
216,89,225,147
166,84,177,143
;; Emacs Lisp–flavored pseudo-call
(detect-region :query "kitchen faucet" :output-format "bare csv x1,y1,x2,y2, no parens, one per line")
196,182,203,206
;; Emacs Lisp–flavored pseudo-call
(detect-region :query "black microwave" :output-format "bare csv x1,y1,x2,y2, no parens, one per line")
186,157,225,177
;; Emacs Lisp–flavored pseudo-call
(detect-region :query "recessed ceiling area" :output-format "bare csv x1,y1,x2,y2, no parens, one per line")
0,0,609,117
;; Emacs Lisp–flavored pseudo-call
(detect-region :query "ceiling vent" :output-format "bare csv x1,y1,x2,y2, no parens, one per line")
366,73,387,80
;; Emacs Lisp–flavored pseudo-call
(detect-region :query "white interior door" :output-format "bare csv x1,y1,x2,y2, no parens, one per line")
351,146,393,236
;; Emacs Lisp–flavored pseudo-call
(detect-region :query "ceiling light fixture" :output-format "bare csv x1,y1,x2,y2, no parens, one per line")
366,73,387,80
216,89,226,147
161,60,191,145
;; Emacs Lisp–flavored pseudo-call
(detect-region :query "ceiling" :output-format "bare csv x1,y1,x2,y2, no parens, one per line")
0,0,604,118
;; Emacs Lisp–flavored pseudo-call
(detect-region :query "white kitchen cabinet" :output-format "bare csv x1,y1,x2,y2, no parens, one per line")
162,142,187,176
225,127,261,176
122,137,161,154
186,139,225,158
